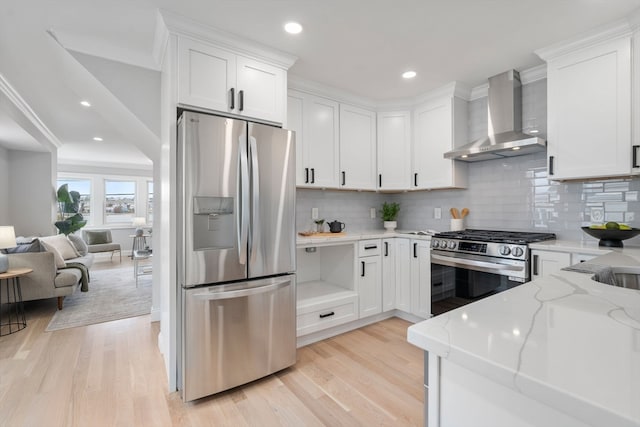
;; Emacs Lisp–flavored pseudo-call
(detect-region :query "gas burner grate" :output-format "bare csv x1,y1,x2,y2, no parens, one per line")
434,229,556,244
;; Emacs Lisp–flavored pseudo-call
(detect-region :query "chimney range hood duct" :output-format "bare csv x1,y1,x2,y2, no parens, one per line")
444,70,546,162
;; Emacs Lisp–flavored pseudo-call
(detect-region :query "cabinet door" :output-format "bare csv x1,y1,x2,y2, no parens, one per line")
236,56,285,124
339,104,377,190
413,97,467,189
287,91,306,185
395,238,411,313
382,239,396,311
358,256,382,318
547,37,631,180
410,240,431,319
531,250,571,278
304,94,340,188
178,38,236,113
377,111,411,190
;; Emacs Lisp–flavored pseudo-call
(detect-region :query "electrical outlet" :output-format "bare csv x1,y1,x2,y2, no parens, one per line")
370,208,376,219
311,208,319,220
434,207,442,219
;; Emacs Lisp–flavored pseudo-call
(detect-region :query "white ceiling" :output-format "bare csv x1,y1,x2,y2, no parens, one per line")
1,0,639,166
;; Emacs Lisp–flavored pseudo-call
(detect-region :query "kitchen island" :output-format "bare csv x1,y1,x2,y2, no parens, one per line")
408,247,640,427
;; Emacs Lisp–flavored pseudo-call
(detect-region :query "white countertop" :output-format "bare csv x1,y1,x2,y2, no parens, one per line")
408,246,640,427
296,229,433,246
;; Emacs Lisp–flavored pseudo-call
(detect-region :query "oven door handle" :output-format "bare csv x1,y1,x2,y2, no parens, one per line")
431,254,524,274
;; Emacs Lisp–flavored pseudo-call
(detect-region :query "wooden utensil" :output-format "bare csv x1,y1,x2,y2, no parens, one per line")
450,208,460,219
461,208,469,218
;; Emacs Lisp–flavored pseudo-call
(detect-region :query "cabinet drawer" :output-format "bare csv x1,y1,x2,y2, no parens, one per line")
296,296,358,336
358,239,381,257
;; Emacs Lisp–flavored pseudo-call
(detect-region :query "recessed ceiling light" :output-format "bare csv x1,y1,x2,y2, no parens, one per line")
284,22,303,34
80,100,91,107
461,154,468,158
93,137,103,142
529,129,539,134
512,146,521,151
402,71,417,79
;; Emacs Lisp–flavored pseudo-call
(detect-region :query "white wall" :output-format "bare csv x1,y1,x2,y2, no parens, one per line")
8,149,56,237
0,146,9,224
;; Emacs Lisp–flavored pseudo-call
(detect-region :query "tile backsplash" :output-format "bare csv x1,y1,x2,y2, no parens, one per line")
296,77,640,246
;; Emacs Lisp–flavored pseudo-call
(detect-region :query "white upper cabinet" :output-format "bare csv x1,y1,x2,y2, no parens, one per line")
178,36,287,124
412,92,468,189
287,90,340,188
537,28,633,180
339,104,377,190
377,111,411,190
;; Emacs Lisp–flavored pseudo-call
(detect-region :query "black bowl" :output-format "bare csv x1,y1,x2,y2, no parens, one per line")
581,226,640,248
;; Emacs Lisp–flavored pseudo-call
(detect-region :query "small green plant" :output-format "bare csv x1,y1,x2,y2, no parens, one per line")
314,219,325,225
380,202,400,221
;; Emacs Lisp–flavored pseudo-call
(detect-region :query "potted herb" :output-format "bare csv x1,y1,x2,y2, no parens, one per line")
314,219,325,233
55,184,87,235
381,202,400,232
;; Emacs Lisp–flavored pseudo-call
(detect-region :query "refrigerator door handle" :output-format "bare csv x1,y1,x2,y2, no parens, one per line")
238,136,250,265
192,277,291,300
249,136,260,263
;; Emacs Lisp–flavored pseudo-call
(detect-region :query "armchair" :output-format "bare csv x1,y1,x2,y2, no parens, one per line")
82,229,121,262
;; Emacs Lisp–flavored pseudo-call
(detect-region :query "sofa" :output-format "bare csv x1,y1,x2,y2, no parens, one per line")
4,235,94,310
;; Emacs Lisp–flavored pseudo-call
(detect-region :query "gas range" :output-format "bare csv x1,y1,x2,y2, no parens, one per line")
431,229,556,261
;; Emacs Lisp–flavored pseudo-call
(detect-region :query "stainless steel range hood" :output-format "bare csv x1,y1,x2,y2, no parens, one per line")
444,70,546,162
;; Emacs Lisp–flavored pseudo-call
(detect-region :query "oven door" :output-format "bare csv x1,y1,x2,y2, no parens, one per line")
431,250,527,308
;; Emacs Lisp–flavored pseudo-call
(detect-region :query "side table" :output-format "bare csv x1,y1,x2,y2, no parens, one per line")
0,267,32,336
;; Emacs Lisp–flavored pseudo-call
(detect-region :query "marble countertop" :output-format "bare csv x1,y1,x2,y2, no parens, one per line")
408,246,640,427
296,229,433,246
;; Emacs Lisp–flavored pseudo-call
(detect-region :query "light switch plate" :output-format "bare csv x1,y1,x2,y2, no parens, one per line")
370,208,376,219
434,207,442,219
312,208,318,220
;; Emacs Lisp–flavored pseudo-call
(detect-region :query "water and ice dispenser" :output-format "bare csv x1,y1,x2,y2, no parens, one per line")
192,196,235,250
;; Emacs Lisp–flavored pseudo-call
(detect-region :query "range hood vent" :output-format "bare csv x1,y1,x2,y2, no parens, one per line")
444,70,546,162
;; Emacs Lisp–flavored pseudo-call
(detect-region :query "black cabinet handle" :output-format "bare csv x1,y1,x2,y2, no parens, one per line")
238,90,244,111
364,245,377,250
311,168,315,183
305,168,309,184
319,311,335,319
384,242,389,257
533,254,539,276
633,145,639,168
229,88,235,110
342,171,346,186
548,156,554,176
414,173,418,187
413,243,417,258
361,261,365,277
378,174,382,187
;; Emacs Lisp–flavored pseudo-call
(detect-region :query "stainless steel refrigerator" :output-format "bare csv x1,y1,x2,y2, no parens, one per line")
177,111,296,402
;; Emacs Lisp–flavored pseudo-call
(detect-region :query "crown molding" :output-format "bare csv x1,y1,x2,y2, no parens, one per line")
0,73,62,149
288,74,379,109
535,19,632,61
520,64,547,84
159,9,297,70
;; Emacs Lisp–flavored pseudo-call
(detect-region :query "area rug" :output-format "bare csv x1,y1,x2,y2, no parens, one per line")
45,266,152,331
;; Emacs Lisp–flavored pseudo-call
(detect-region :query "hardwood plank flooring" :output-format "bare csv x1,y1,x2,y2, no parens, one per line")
0,259,424,426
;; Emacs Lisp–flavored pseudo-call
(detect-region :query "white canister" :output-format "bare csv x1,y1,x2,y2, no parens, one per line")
450,218,465,231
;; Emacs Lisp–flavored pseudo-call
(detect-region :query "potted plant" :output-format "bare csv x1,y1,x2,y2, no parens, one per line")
381,202,400,232
55,184,87,236
314,219,325,233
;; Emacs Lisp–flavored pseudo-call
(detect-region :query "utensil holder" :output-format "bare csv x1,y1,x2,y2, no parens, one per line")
451,219,464,231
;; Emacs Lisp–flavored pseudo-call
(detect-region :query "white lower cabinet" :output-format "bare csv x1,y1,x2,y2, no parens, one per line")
358,239,382,317
395,238,412,313
410,239,432,319
531,250,571,278
381,238,396,312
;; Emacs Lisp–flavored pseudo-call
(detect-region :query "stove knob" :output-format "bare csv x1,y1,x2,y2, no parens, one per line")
512,247,524,257
431,240,439,248
499,245,511,256
448,240,457,249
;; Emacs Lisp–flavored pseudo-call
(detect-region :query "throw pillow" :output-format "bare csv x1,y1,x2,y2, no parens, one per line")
2,240,42,254
68,234,89,256
40,234,79,260
39,239,67,269
86,230,110,245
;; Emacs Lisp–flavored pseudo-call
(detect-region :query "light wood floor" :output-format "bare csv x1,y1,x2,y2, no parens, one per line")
0,258,424,426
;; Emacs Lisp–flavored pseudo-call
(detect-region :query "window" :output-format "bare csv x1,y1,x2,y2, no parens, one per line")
56,178,92,224
104,180,136,224
147,181,154,226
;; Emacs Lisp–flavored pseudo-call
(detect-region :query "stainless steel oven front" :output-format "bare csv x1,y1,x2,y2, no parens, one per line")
430,244,529,313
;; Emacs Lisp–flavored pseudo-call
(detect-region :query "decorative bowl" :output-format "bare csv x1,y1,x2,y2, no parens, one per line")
581,226,640,248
